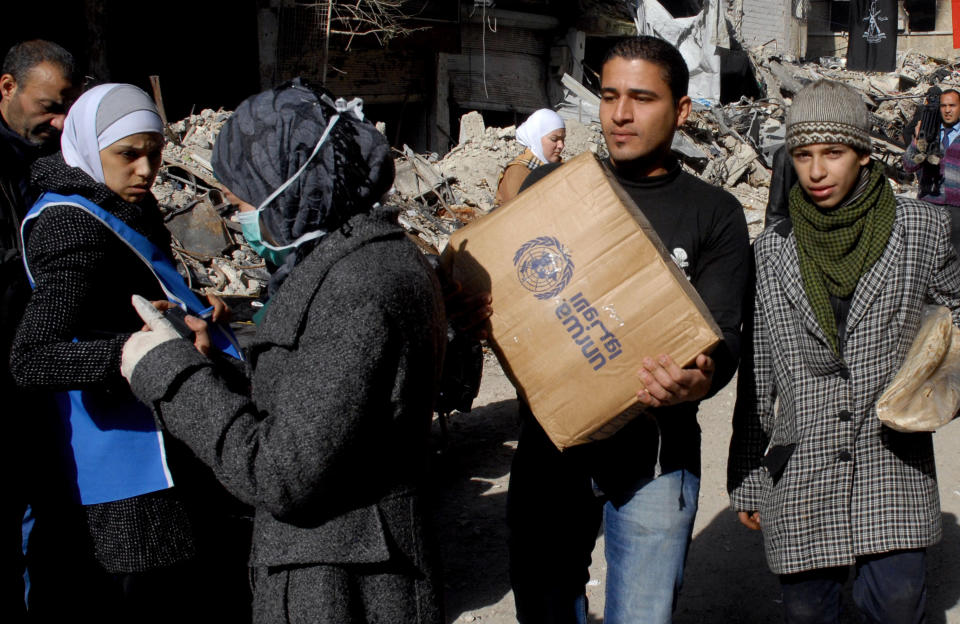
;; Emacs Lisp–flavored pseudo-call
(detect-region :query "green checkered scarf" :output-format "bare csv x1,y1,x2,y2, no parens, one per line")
788,160,896,354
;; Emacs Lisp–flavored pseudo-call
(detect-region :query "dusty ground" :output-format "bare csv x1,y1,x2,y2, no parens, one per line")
430,355,960,623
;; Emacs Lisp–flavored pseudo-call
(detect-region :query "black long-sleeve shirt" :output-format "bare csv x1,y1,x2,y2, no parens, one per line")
520,157,750,499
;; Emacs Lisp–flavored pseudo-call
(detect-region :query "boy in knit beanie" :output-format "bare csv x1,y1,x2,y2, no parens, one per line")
729,79,960,623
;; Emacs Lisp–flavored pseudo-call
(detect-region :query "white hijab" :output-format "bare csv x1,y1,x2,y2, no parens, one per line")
516,108,565,164
61,83,164,184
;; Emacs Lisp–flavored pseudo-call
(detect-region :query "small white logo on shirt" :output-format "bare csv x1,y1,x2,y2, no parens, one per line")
671,247,691,280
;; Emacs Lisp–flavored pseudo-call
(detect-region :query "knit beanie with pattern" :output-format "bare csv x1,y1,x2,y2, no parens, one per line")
785,80,872,154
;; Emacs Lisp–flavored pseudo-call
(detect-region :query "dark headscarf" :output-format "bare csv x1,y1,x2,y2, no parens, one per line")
212,78,394,248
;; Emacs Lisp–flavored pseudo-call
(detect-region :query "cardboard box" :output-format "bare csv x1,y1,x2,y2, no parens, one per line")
441,152,723,449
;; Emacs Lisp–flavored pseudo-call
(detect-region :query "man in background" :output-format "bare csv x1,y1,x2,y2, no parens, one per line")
904,88,960,251
0,39,76,620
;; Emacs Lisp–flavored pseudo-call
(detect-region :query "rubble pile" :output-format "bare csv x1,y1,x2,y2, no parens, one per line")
391,103,777,244
747,49,960,159
151,109,270,300
393,51,958,243
676,101,780,232
645,51,958,236
148,52,960,287
388,112,605,251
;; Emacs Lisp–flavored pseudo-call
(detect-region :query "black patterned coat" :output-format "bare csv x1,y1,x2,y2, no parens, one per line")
11,154,196,573
728,197,960,575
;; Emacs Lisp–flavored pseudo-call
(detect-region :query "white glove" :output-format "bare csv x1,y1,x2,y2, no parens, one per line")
120,295,181,382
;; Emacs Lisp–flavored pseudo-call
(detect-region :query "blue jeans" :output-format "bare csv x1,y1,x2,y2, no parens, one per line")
604,470,700,623
507,412,700,624
780,549,927,624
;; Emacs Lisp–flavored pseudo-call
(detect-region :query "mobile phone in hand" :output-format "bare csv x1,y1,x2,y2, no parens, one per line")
163,306,195,339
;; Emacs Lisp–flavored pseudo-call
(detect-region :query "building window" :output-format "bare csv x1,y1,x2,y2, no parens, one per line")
828,0,851,33
904,0,936,31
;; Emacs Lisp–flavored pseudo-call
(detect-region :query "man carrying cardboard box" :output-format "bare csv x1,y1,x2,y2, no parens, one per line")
507,36,750,623
728,80,960,623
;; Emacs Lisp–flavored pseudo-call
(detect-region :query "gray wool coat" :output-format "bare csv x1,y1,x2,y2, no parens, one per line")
728,197,960,576
130,207,446,623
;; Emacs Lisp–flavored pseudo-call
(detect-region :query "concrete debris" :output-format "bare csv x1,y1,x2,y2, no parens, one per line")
557,73,600,125
457,111,487,146
151,107,269,303
164,189,233,258
387,115,605,251
152,50,958,282
390,50,956,242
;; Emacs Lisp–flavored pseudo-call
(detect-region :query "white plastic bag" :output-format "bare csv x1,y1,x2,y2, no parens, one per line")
876,305,960,432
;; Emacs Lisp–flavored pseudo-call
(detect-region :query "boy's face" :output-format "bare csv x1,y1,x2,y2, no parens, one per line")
599,56,690,171
791,143,871,210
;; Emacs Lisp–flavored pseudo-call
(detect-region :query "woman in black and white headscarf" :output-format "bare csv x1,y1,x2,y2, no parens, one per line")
120,79,447,623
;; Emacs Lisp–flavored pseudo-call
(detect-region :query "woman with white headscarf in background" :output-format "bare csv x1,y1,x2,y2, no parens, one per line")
11,83,247,622
495,108,565,206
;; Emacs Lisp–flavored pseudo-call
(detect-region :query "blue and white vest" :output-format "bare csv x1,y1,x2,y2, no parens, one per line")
21,192,242,505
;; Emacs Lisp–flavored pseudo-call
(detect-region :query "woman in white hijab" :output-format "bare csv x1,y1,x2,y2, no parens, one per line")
495,108,565,206
11,84,245,621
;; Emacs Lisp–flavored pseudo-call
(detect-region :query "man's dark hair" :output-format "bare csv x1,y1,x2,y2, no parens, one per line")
602,36,689,104
943,88,960,100
1,40,75,85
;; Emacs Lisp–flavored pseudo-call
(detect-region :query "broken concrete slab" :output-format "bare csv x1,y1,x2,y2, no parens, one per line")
766,60,808,96
394,159,445,201
723,142,760,187
458,111,486,145
166,196,233,258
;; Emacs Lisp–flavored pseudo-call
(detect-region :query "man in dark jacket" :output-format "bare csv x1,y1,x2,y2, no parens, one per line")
0,39,75,251
509,37,750,623
0,39,75,351
0,39,75,618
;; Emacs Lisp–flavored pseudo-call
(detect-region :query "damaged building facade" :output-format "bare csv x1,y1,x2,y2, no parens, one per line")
737,0,957,59
147,1,958,297
257,1,958,153
258,1,749,153
9,1,958,300
257,0,615,153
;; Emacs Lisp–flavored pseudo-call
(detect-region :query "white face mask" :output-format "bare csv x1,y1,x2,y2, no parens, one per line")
247,95,366,253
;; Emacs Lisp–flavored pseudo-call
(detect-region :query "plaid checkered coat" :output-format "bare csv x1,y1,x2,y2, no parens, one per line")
728,196,960,575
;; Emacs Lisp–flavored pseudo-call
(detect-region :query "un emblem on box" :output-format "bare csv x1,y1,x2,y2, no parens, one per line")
514,236,574,300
